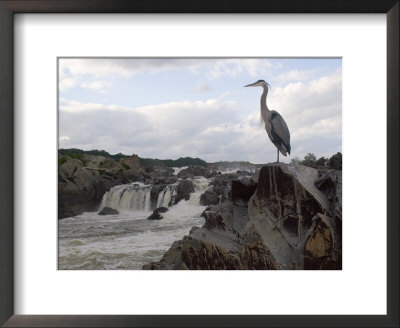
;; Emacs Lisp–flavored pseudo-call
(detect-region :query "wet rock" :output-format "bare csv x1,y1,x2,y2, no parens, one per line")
189,226,200,235
200,190,220,206
146,207,169,220
231,177,257,207
150,185,164,209
144,162,342,270
98,207,119,215
175,180,195,203
156,207,169,213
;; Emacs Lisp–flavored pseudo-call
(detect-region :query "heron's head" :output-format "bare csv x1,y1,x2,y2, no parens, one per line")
244,80,271,89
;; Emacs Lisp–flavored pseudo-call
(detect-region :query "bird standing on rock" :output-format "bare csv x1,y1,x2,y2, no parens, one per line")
245,80,291,163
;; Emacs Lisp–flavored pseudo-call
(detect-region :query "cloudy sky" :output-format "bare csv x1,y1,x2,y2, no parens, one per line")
58,58,342,164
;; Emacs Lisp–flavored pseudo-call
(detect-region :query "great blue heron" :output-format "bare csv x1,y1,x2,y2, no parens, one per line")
245,80,291,163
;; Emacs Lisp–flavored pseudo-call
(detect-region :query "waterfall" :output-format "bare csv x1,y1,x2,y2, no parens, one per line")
172,166,188,176
100,183,152,212
188,177,211,206
156,184,178,208
99,177,212,213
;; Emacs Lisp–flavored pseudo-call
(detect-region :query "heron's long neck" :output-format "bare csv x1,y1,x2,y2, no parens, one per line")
260,85,270,123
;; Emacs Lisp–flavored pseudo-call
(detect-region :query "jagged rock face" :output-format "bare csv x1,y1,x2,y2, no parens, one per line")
175,180,195,203
58,155,145,219
143,203,277,270
248,164,341,269
144,163,342,270
200,190,220,206
231,177,257,207
119,155,141,170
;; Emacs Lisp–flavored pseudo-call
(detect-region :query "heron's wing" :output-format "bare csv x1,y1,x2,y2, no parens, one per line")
270,110,291,154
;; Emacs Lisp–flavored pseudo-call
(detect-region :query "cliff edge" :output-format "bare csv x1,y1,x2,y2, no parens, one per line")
143,161,342,270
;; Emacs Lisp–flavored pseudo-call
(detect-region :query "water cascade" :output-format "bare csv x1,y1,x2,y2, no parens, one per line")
188,177,211,206
100,183,152,212
156,184,178,208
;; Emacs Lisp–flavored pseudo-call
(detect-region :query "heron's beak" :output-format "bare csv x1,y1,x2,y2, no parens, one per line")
244,82,257,87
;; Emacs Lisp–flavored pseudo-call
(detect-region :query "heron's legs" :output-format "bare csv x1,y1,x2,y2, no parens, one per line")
277,149,279,163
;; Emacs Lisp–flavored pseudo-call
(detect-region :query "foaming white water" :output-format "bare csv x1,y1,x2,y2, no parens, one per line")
172,166,187,175
58,177,212,270
156,184,178,208
100,183,152,212
188,177,211,206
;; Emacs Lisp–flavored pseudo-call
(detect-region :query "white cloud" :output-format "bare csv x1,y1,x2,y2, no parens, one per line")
268,72,342,140
192,83,212,93
59,58,207,79
206,59,274,79
59,78,77,91
58,62,342,163
59,100,130,113
59,58,275,82
276,69,318,84
81,80,112,93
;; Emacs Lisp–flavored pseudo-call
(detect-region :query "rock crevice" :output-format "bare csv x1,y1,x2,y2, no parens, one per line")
144,162,342,270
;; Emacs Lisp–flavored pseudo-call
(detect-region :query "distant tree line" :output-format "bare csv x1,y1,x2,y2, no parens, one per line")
139,156,207,167
58,148,206,167
290,153,329,167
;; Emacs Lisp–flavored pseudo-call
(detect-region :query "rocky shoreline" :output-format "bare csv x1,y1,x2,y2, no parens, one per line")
58,151,342,270
143,155,342,270
58,153,259,219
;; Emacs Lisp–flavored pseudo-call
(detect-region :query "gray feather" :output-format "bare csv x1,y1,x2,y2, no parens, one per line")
270,110,291,155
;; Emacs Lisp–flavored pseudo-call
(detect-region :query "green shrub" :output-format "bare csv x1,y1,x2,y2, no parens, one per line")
302,153,317,166
58,155,67,166
290,157,302,165
122,163,130,170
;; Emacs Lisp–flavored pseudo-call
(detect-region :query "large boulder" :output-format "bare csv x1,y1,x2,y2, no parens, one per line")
98,207,119,215
175,180,195,203
231,177,257,207
119,154,141,170
144,163,342,270
200,190,220,206
210,172,240,202
58,154,144,219
146,207,169,220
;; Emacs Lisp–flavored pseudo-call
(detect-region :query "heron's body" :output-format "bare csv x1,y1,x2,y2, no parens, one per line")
245,80,291,162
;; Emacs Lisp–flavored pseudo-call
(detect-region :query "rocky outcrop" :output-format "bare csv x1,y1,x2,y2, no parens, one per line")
199,171,254,206
58,154,147,219
177,165,217,179
98,207,119,215
231,177,257,207
329,152,342,170
175,180,195,203
58,153,191,219
200,190,220,206
144,163,342,270
146,207,169,220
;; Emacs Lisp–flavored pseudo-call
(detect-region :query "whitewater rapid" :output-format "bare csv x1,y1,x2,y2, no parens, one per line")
58,177,210,270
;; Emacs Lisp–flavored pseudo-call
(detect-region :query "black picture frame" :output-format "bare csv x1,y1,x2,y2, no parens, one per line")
0,0,398,327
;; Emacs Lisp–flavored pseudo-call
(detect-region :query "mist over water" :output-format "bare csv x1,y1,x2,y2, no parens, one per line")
58,177,209,270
